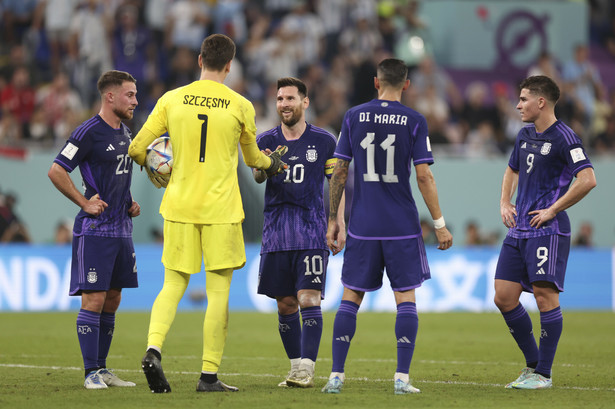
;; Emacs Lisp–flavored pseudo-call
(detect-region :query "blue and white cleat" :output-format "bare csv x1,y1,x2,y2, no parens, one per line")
84,369,108,389
512,373,552,389
394,379,421,394
505,367,534,389
321,376,344,394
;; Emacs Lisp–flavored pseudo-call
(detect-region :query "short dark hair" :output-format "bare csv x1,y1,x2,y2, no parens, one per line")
519,75,560,104
97,70,136,94
200,34,236,71
376,58,408,88
277,77,308,98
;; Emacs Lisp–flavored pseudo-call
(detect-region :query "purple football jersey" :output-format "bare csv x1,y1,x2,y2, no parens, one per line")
257,124,337,253
53,115,134,238
335,99,433,239
507,120,593,238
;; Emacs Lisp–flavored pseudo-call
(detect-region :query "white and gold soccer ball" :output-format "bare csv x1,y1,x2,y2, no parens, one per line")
146,136,173,175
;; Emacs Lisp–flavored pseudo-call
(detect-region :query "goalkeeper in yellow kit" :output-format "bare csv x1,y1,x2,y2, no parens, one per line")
128,34,287,393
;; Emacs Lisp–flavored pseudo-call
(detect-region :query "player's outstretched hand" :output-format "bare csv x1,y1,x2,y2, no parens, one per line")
144,165,170,189
265,145,289,177
435,226,453,250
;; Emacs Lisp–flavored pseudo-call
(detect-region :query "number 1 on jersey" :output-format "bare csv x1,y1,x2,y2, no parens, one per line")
198,114,208,162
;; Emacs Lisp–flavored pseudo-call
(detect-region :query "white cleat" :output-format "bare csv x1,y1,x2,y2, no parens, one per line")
99,368,136,387
505,367,534,389
512,373,552,389
394,379,421,394
321,376,344,394
286,367,314,388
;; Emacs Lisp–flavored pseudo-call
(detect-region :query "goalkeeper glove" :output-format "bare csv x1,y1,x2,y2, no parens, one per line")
143,165,170,189
265,145,289,177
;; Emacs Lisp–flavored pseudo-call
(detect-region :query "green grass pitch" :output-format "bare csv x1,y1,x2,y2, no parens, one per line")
1,311,613,408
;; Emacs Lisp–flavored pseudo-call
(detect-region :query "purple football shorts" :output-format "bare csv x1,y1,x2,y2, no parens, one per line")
69,235,138,295
258,249,329,298
341,235,430,292
495,234,570,292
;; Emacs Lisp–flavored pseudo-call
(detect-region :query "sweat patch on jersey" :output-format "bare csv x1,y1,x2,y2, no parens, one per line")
570,147,586,163
61,142,79,160
325,158,336,175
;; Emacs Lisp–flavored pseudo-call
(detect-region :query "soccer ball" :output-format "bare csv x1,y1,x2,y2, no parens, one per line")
146,136,173,175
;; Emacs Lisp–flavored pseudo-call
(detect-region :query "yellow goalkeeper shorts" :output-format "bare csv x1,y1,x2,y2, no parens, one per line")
162,220,246,274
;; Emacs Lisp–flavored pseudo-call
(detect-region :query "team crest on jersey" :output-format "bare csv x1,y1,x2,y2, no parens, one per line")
306,146,318,162
540,142,552,155
87,268,98,283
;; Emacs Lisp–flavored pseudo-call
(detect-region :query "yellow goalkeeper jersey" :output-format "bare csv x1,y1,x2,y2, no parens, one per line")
129,79,270,224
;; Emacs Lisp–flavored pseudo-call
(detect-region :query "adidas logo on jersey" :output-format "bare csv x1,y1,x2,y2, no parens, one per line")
536,267,546,275
335,335,351,342
312,277,321,284
106,144,115,151
397,336,412,344
521,142,527,149
289,156,299,161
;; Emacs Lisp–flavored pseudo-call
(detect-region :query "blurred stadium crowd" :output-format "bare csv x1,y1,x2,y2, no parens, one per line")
0,0,613,246
1,0,615,156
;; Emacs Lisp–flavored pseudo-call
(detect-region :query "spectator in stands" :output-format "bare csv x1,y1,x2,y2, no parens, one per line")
606,15,615,59
315,0,348,62
34,0,78,76
377,2,396,53
211,0,248,48
527,51,562,86
338,8,383,68
1,0,38,46
561,44,603,132
393,0,432,72
166,0,210,52
592,113,615,153
279,1,325,70
144,0,173,84
54,218,73,245
414,83,455,145
166,46,198,90
459,80,501,144
28,105,51,142
68,0,113,108
0,66,35,141
410,56,463,111
590,84,612,137
35,71,83,143
573,221,594,247
256,23,301,86
112,4,152,88
150,226,164,244
0,191,31,243
465,121,500,158
464,220,486,246
494,81,524,149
